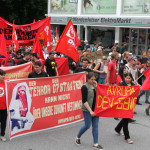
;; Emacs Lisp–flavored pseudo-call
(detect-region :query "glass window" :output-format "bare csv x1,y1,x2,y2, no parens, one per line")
122,28,129,43
122,0,150,14
148,30,150,46
82,0,117,14
51,0,78,14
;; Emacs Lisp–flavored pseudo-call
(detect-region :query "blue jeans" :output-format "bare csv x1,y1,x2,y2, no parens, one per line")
98,78,106,84
77,111,99,144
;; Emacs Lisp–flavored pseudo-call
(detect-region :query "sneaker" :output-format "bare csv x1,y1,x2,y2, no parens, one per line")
114,118,119,120
0,136,6,142
128,119,136,123
125,139,133,144
145,108,149,116
93,144,104,150
75,137,81,145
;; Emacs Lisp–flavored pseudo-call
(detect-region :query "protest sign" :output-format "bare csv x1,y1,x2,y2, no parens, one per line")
0,62,31,80
6,73,85,139
79,50,103,62
94,84,140,118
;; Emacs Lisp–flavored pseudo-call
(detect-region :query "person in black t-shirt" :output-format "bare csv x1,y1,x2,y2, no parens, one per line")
17,52,31,65
28,61,48,78
44,52,58,77
75,58,92,74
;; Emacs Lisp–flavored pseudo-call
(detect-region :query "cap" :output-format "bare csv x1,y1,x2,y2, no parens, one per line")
84,40,88,43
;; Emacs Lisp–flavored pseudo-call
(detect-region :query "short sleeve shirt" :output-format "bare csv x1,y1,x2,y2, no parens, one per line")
108,60,117,84
45,58,57,76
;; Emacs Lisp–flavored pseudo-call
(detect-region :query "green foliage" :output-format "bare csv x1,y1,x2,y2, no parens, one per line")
0,0,47,24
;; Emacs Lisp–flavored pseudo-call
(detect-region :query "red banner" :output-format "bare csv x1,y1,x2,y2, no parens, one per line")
0,62,31,80
6,73,85,139
55,57,69,75
0,17,51,46
94,84,140,118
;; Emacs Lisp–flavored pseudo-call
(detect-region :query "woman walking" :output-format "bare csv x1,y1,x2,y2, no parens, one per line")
75,72,104,150
115,73,138,144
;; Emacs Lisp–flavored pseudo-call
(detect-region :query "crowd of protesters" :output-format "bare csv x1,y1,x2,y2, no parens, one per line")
0,39,150,150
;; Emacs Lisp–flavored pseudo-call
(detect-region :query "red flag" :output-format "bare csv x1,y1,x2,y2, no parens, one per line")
43,18,52,52
56,27,59,43
0,32,8,66
32,38,45,60
0,32,7,58
12,21,19,55
141,68,150,90
55,20,81,62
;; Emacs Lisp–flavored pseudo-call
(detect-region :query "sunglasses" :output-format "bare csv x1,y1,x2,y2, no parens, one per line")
103,59,107,60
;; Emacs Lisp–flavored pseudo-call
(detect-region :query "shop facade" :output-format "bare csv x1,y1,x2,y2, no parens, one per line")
46,0,150,55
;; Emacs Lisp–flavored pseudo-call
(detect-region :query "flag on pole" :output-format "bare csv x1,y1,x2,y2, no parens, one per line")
141,68,150,90
55,20,81,62
12,21,19,55
56,27,59,43
0,32,8,66
32,38,45,60
43,18,52,52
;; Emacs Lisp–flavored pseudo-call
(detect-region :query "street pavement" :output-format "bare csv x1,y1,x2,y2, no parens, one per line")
0,95,150,150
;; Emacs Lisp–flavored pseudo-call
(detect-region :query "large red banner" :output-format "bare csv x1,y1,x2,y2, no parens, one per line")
0,17,51,46
0,62,31,80
94,84,140,118
6,73,85,139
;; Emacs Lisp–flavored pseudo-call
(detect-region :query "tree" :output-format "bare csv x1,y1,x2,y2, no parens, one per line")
0,0,47,24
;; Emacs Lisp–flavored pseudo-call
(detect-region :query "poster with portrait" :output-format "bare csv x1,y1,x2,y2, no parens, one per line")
6,73,85,139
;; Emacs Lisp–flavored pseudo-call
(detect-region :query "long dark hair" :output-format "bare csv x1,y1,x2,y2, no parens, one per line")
118,66,126,80
124,73,133,81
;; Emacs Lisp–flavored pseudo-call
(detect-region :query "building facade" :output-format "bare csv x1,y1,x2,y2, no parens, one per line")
46,0,150,55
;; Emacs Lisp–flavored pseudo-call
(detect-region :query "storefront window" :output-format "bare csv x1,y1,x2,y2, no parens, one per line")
82,0,117,14
51,0,78,14
122,28,149,55
148,30,150,47
122,0,150,14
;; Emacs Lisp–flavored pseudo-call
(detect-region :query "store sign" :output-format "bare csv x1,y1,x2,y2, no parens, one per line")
122,0,150,14
82,0,117,14
51,0,77,14
51,16,150,27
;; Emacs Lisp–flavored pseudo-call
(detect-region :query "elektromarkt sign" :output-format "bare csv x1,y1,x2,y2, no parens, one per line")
51,17,150,27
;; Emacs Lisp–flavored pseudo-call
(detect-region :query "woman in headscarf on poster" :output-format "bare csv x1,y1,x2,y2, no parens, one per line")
9,83,34,135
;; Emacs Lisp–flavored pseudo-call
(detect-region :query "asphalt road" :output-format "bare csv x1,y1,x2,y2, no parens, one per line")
0,95,150,150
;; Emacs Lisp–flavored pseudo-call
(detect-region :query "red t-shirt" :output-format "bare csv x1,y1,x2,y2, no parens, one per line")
0,80,6,110
108,60,117,84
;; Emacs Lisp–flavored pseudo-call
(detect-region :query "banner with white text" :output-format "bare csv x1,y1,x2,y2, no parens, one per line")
6,73,85,139
0,62,31,80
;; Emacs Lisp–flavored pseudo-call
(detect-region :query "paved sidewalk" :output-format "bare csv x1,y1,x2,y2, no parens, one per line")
0,96,149,150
